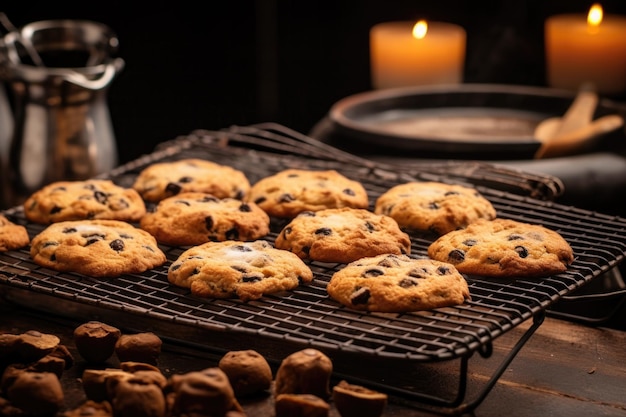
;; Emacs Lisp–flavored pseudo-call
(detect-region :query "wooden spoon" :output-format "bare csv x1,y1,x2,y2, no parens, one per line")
534,114,624,159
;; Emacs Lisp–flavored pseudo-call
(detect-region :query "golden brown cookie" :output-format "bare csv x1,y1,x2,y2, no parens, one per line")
29,220,166,277
139,192,270,246
374,181,496,235
168,240,314,301
427,218,574,277
274,208,411,263
247,169,369,218
327,254,470,312
23,179,146,224
0,214,30,251
132,158,250,203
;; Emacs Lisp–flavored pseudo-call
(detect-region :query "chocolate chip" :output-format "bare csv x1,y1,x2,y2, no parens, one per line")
408,268,427,278
398,278,418,288
94,191,108,204
515,245,529,258
378,256,400,268
235,189,245,200
351,287,370,305
428,202,440,210
300,211,316,217
314,227,332,236
178,176,193,183
50,206,62,214
254,196,267,204
175,200,191,206
200,196,219,203
231,265,248,273
43,241,59,248
448,249,465,263
109,239,125,251
225,227,239,240
62,227,77,233
278,193,295,203
287,173,300,178
436,265,452,275
242,274,263,283
508,234,524,241
238,203,252,212
165,182,182,195
302,246,310,255
362,268,384,278
282,227,292,237
365,222,375,232
171,263,181,271
233,245,252,252
205,216,214,230
119,233,133,239
343,188,355,196
444,191,460,196
191,267,200,275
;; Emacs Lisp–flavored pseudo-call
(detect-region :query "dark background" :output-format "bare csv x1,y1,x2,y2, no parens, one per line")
4,0,626,163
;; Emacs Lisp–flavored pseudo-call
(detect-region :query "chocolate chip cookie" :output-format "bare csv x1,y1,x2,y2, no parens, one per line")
168,240,314,301
427,218,574,277
132,158,251,203
247,169,369,218
0,214,30,251
23,179,146,224
375,181,496,235
274,208,411,263
30,220,166,277
327,254,470,312
139,193,270,246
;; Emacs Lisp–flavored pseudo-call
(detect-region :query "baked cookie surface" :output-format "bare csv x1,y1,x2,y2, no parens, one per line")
375,181,496,235
274,208,411,263
132,158,250,203
140,192,270,246
168,240,314,301
327,254,470,312
427,218,574,277
30,220,166,277
0,215,30,251
247,169,369,218
23,179,146,224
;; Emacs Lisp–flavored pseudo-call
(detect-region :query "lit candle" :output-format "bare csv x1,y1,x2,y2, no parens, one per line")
370,20,466,89
545,4,626,95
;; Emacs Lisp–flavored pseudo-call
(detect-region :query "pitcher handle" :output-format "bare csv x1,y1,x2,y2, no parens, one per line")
63,58,125,90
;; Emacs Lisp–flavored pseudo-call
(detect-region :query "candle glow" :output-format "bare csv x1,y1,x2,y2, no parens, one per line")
545,4,626,94
370,20,466,89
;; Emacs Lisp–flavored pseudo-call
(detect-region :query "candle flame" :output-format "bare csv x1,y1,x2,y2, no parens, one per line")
587,3,603,27
412,20,428,39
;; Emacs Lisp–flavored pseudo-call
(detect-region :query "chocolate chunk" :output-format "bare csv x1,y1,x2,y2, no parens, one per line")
225,227,239,240
515,245,529,258
94,190,108,204
109,239,125,251
314,227,332,236
278,193,295,203
351,287,370,305
398,278,418,288
74,321,121,363
165,182,182,195
448,249,465,263
205,216,214,230
238,203,252,212
362,268,384,278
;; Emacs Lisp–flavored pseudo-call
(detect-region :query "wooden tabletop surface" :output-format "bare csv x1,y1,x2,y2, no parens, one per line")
1,299,625,417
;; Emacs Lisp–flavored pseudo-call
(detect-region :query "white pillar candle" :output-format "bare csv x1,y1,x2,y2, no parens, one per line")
370,20,466,90
545,4,626,95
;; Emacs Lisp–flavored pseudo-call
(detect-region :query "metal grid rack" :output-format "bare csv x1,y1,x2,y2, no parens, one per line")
2,123,626,414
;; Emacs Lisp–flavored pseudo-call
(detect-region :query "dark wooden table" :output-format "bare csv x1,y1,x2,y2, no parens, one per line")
1,299,625,417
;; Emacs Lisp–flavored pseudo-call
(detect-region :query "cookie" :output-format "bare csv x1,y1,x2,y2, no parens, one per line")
23,179,146,224
247,169,369,218
0,215,30,251
30,220,166,277
167,240,314,301
427,218,574,277
327,254,470,312
374,181,496,235
132,158,250,203
139,193,270,246
274,208,411,263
